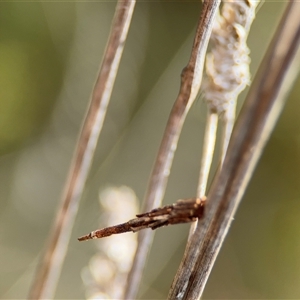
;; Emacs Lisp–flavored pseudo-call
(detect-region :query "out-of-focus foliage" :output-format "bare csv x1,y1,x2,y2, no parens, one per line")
1,1,300,299
0,3,70,154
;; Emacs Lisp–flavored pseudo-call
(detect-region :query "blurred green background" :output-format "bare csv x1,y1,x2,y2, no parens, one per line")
1,1,300,299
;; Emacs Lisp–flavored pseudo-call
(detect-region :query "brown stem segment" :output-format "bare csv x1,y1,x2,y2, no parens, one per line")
28,1,136,299
78,197,206,241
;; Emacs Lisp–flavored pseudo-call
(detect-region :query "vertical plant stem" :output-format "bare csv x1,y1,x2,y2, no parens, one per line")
220,102,236,163
189,111,218,236
28,1,136,299
168,2,300,299
123,1,221,299
197,111,218,198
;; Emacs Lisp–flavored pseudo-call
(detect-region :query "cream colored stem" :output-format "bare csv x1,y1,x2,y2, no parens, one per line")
221,101,237,164
197,111,218,198
189,111,218,236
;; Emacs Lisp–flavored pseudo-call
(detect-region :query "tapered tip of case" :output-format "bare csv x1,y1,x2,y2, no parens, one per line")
78,234,92,242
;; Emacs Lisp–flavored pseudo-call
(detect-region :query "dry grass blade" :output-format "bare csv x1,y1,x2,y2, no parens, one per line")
189,111,218,236
197,112,218,198
28,1,136,298
123,1,221,298
168,2,300,299
220,102,236,163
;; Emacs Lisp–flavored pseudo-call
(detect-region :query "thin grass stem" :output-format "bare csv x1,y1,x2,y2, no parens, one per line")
197,111,218,198
28,1,136,298
220,102,236,164
189,111,218,236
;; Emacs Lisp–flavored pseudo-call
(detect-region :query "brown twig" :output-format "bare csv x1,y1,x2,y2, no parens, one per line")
122,1,221,298
28,1,136,298
78,197,206,241
168,2,300,299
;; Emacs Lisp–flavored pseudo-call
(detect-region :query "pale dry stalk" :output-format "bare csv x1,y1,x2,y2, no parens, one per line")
28,1,136,299
197,112,218,199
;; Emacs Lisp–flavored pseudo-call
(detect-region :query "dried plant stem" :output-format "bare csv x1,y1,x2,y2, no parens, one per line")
197,111,218,198
28,1,136,299
123,1,221,299
220,102,236,163
169,2,300,299
189,111,218,236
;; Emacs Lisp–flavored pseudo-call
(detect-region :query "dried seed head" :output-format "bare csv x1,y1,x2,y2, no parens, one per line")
203,0,259,114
